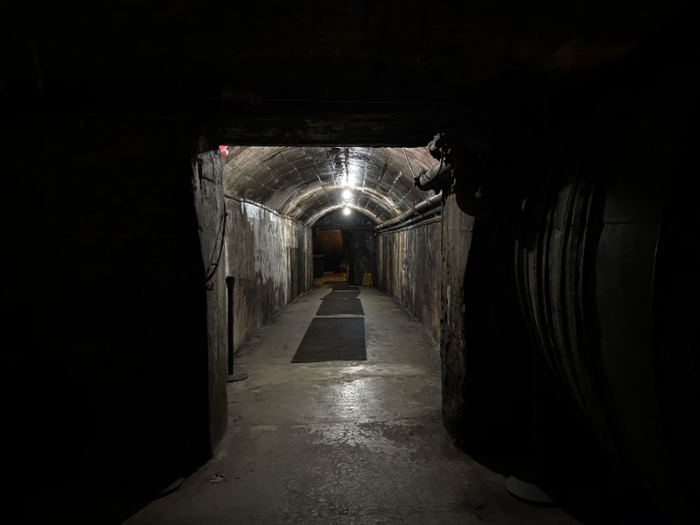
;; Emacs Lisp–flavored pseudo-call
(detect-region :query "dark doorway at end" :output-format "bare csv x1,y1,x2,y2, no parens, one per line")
312,208,378,287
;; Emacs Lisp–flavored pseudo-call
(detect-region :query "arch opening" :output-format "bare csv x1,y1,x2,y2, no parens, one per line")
222,146,437,224
309,204,380,227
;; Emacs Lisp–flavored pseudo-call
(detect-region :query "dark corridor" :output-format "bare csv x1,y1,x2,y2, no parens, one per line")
2,1,698,524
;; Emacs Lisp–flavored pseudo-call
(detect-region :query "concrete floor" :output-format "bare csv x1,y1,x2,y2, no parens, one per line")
124,275,584,525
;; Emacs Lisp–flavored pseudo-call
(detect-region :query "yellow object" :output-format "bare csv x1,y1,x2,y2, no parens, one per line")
362,273,373,286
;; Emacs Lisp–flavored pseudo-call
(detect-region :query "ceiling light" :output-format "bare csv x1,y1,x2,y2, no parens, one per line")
346,164,358,188
343,189,351,199
343,207,351,215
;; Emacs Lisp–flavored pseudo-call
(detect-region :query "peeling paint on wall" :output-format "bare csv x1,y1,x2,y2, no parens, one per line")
225,199,313,352
376,220,442,343
191,141,228,452
350,231,377,286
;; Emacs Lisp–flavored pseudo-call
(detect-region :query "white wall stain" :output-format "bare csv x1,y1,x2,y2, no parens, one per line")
229,200,312,351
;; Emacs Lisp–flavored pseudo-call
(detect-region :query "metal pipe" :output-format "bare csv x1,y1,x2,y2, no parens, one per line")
414,192,442,214
428,134,443,160
377,206,442,235
374,192,442,231
374,209,413,231
415,158,454,190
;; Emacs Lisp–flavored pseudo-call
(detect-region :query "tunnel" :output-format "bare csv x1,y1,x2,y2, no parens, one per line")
2,1,698,524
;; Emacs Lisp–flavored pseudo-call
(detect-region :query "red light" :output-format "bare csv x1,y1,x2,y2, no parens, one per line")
219,145,228,157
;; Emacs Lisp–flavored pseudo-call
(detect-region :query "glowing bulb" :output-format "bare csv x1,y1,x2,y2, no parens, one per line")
342,189,351,199
343,207,351,215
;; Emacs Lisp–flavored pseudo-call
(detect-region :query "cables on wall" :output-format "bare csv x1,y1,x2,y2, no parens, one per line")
203,210,228,284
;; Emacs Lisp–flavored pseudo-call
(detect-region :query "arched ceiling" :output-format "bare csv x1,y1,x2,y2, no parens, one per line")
222,146,437,224
313,207,377,230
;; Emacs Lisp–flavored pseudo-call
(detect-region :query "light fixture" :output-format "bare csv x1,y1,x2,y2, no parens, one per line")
342,189,351,199
343,207,351,215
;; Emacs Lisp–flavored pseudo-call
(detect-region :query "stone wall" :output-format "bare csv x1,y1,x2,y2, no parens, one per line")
376,219,442,342
225,199,313,352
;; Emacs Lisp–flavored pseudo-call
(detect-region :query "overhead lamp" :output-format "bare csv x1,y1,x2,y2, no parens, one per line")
342,189,351,199
346,164,358,187
343,207,351,215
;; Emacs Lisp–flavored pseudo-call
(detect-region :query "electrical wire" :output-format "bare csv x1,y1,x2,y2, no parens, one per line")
203,210,228,284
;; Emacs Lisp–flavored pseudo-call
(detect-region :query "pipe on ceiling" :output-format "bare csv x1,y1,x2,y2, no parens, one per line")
415,158,453,191
374,192,442,232
376,206,442,235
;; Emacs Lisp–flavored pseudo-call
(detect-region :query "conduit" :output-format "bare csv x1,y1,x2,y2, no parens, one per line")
415,133,454,191
414,158,454,191
374,192,442,232
373,135,451,232
377,206,442,235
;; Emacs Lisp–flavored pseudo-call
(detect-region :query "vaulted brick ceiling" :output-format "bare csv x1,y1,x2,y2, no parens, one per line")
223,146,437,224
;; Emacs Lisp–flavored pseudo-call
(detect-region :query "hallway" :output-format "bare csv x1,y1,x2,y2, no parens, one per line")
124,279,582,525
4,4,697,522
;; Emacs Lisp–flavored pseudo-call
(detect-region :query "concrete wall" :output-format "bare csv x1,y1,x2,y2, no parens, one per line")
376,219,442,342
438,194,475,440
192,140,228,451
374,195,536,461
2,115,214,523
439,193,544,457
0,114,313,523
349,230,377,286
225,199,313,352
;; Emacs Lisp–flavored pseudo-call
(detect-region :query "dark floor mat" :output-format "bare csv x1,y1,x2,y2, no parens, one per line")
316,297,364,316
323,290,361,299
329,284,359,291
291,318,366,363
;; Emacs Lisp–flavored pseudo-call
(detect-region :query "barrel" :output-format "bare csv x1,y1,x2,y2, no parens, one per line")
515,166,698,524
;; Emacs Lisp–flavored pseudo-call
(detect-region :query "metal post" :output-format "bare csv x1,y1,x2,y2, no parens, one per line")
226,276,248,382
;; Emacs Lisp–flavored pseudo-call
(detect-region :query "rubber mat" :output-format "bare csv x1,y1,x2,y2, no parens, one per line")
291,318,366,363
316,297,364,316
326,282,359,290
323,290,361,299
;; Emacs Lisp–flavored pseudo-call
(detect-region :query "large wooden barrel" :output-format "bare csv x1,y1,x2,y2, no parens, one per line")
515,164,698,523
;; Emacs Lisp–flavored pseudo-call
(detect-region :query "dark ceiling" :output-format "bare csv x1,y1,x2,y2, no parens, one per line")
4,1,684,105
4,0,692,228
